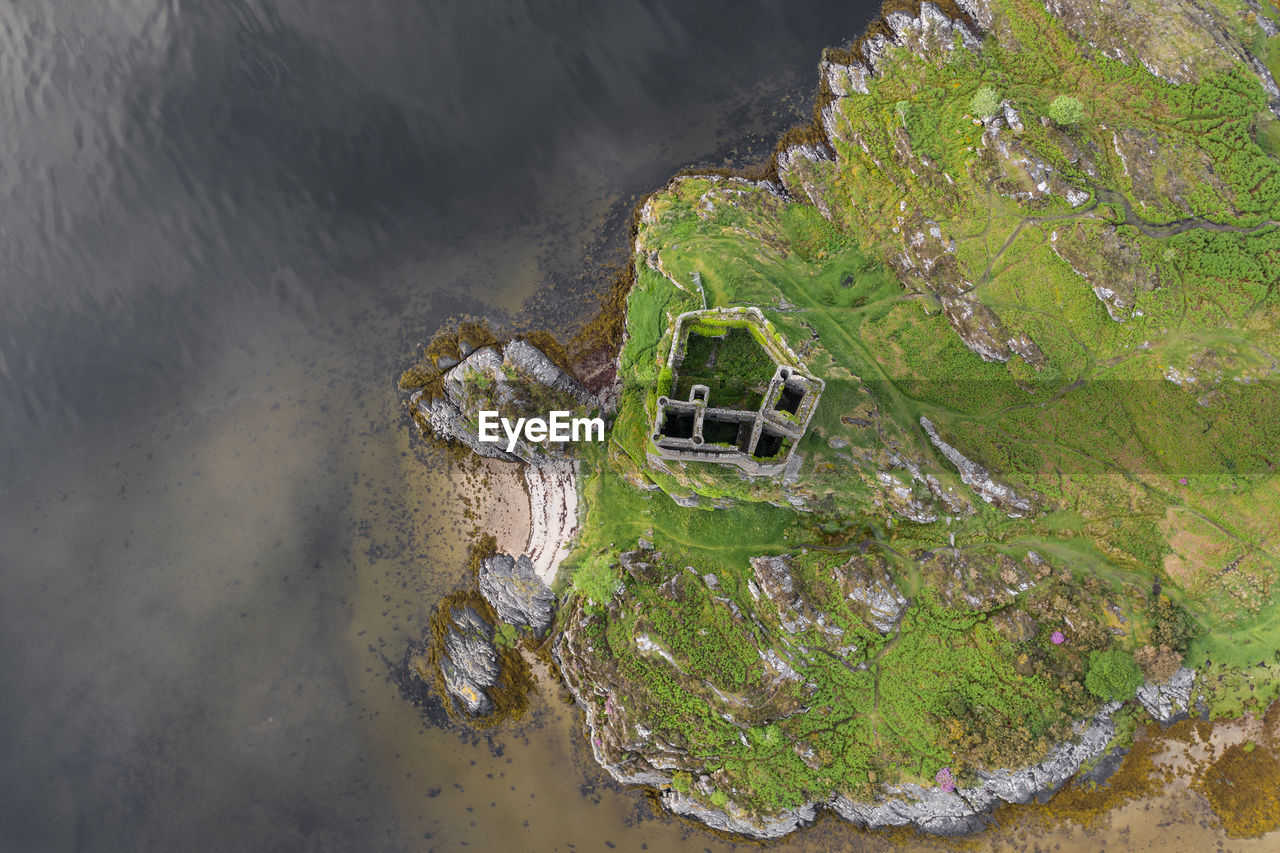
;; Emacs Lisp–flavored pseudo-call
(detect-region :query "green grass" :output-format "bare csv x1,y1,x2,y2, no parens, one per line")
553,0,1280,821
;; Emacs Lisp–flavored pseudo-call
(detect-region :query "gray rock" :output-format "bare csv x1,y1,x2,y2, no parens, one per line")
414,346,519,462
662,791,816,839
439,606,500,715
920,416,1033,516
877,470,939,523
478,552,556,635
415,393,517,462
820,59,871,96
1250,1,1280,37
884,3,981,55
843,560,908,633
651,701,1122,839
411,339,596,465
1136,667,1196,723
776,144,835,219
502,340,595,406
830,702,1119,835
557,543,1124,840
1001,101,1024,133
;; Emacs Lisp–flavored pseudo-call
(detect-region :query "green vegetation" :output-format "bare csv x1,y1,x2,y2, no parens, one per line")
1048,94,1084,125
713,327,776,387
571,554,622,605
547,0,1280,828
1085,649,1144,701
970,86,1001,119
494,622,519,648
672,326,776,408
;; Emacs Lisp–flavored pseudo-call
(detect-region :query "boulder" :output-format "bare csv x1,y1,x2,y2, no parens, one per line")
439,606,500,715
478,552,556,635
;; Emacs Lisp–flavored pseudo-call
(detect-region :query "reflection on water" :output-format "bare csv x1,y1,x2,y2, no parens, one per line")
0,0,1274,850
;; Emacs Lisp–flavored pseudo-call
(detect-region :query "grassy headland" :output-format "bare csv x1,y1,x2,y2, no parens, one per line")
551,0,1280,832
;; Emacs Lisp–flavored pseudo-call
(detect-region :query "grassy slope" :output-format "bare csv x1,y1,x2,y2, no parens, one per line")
561,0,1280,819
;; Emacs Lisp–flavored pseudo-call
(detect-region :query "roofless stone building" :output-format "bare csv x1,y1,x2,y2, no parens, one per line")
650,307,823,476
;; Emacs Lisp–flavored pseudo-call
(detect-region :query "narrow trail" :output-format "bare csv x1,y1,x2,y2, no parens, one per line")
1096,187,1280,238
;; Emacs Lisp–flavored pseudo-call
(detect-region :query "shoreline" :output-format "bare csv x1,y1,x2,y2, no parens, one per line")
455,456,579,587
424,0,1280,841
457,458,531,559
522,459,579,586
546,0,1265,840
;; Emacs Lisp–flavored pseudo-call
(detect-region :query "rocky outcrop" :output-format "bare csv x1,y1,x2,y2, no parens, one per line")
503,340,596,407
978,122,1090,207
831,702,1119,836
478,552,556,635
920,416,1033,516
1050,222,1161,321
821,58,871,96
1136,666,1196,723
439,606,500,715
747,550,880,637
662,791,816,838
776,144,834,218
411,339,594,465
857,3,980,77
652,693,1121,840
555,539,1127,840
842,557,908,633
780,2,983,233
883,3,981,57
780,0,1280,370
1043,0,1280,99
885,450,974,518
877,470,940,523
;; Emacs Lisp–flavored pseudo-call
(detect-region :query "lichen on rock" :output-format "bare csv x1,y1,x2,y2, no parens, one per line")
479,552,556,635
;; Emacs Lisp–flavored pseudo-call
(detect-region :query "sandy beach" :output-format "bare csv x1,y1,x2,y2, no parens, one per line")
453,456,578,586
523,459,579,585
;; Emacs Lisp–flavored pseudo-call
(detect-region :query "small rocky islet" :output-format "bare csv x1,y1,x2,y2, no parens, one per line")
400,0,1280,840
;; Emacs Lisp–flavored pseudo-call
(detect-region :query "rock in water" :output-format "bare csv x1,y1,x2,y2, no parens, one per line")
439,606,500,715
478,552,556,635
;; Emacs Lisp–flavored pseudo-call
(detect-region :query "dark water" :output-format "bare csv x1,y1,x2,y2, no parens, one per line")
0,2,877,850
7,4,1273,851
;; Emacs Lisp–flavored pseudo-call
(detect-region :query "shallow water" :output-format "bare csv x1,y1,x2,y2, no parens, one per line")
0,1,1275,850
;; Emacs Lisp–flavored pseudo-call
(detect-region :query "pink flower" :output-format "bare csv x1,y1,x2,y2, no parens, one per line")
1051,630,1065,645
1179,478,1188,485
935,767,956,793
